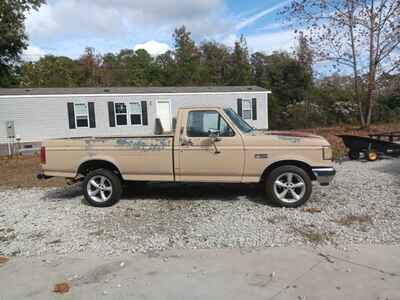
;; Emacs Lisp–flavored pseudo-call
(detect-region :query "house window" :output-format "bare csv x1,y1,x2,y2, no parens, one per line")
114,102,143,126
130,102,142,125
242,99,252,120
74,103,89,128
115,103,128,126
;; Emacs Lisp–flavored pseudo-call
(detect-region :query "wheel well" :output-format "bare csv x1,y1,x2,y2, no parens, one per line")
260,160,316,182
77,160,121,177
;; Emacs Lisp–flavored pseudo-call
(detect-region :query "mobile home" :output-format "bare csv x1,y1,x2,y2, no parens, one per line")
0,86,270,155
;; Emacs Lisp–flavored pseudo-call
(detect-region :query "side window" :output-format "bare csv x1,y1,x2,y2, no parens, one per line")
115,103,128,126
74,103,89,128
242,99,252,120
187,111,234,137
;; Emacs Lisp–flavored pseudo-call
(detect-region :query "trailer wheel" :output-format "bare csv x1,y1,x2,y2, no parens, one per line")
348,150,360,160
366,150,378,161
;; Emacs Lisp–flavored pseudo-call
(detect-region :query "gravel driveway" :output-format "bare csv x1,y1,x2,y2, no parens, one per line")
1,159,400,257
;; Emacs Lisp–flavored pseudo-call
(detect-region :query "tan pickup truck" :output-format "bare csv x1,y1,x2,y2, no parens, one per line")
38,107,335,207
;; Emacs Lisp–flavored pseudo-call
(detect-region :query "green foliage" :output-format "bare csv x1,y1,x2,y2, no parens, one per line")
0,0,45,87
5,22,398,130
200,42,230,85
20,56,80,87
251,51,314,129
229,35,252,85
173,26,201,85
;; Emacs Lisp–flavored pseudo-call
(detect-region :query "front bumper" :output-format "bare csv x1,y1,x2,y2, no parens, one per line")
312,167,336,186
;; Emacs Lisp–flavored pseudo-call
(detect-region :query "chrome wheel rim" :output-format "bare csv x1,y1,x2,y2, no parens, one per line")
87,175,113,203
273,172,306,204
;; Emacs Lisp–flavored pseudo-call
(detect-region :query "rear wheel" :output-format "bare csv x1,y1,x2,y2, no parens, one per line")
265,166,312,208
83,169,122,207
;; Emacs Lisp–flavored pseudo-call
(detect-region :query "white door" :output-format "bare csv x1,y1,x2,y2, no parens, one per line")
157,101,172,132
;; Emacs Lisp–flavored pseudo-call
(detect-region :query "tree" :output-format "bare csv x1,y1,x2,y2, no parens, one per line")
156,50,177,86
0,0,45,87
173,26,201,85
284,0,400,127
251,51,314,128
229,35,252,85
200,42,230,85
20,55,79,87
77,47,102,87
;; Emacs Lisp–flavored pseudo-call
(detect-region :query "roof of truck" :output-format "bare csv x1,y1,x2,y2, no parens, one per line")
0,86,269,96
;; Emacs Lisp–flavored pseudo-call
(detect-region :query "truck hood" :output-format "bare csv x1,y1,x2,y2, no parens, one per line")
244,130,330,147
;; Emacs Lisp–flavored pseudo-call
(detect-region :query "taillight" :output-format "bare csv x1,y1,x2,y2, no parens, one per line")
40,146,46,164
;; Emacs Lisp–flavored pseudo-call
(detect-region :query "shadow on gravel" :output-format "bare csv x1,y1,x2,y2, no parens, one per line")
41,184,82,200
41,181,271,205
371,158,400,175
123,182,269,205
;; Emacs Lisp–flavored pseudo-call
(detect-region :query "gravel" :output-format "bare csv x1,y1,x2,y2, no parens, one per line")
1,159,400,257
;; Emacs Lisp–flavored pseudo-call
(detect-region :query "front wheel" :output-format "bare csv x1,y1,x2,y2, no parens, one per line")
265,166,312,208
83,169,122,207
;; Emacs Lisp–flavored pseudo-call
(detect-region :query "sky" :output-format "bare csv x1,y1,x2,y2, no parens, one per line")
23,0,296,61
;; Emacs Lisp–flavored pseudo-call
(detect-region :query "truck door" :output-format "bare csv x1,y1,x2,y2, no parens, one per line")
176,109,245,182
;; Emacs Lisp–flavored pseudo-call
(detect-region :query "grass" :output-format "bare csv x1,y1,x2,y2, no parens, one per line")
335,214,373,226
292,225,330,245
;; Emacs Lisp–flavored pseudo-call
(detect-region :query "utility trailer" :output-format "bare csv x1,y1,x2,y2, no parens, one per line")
338,131,400,161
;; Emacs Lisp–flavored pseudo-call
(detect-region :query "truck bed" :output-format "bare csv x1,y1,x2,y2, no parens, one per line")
43,135,175,181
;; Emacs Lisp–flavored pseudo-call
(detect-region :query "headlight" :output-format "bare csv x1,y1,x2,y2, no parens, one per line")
322,146,333,160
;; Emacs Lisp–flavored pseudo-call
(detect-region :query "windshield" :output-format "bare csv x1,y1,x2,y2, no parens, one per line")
224,108,254,133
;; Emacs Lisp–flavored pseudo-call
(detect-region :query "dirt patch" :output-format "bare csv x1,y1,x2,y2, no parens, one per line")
335,214,373,226
0,156,64,188
292,225,330,245
53,282,70,294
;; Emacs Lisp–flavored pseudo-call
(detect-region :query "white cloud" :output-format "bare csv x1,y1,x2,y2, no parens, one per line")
22,46,46,61
134,40,171,56
25,0,229,42
236,1,289,30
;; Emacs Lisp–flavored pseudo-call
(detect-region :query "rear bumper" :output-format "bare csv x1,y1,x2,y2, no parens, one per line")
312,167,336,186
37,172,53,180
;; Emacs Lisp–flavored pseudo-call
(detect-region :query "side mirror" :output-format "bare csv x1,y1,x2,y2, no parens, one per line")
208,129,220,140
208,129,221,154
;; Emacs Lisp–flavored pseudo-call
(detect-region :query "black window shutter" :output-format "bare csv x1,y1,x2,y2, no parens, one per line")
252,98,257,120
237,99,243,117
108,102,115,127
141,101,148,126
88,102,96,128
67,102,76,129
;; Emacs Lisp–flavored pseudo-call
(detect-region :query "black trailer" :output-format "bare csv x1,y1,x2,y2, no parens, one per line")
338,131,400,161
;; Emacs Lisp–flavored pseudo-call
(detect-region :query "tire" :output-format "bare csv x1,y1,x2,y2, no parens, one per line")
265,165,312,208
348,150,360,160
83,169,122,207
366,150,378,161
